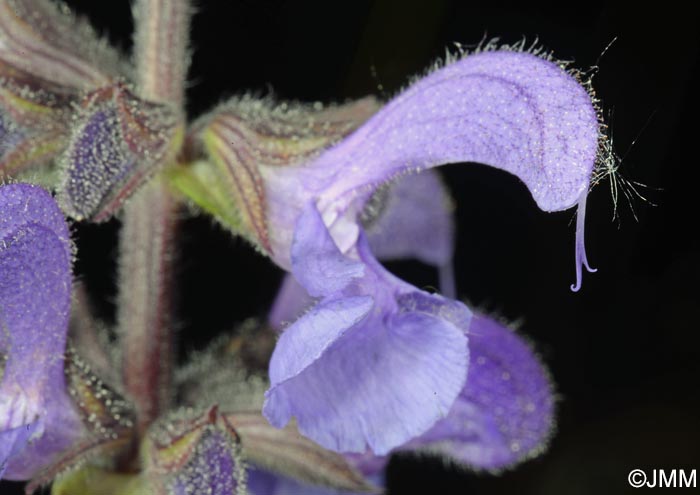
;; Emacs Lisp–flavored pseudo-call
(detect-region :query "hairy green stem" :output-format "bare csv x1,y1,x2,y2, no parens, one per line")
118,0,190,434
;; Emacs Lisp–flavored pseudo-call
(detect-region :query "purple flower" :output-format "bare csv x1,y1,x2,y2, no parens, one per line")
258,196,554,490
187,48,601,458
1,0,607,493
0,184,84,479
264,203,471,455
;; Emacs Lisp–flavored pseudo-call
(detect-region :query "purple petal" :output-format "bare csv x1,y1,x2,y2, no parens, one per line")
0,423,39,478
0,184,85,479
364,170,454,268
260,51,600,284
264,227,470,455
363,170,456,296
265,295,374,403
248,468,279,495
290,203,364,297
0,184,71,245
270,171,457,330
407,313,555,470
314,51,598,215
248,468,381,495
268,275,314,332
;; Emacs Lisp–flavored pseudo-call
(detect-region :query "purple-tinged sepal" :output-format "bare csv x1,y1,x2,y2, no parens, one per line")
170,96,379,252
143,405,247,495
402,313,555,471
0,0,126,90
264,203,470,455
0,183,85,480
59,82,183,221
62,347,136,443
225,411,378,494
0,0,128,178
0,65,74,176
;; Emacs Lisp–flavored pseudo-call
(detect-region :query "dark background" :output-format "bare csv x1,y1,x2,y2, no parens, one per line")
3,2,699,494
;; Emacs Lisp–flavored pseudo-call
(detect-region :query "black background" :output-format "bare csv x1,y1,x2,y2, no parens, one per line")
3,2,699,494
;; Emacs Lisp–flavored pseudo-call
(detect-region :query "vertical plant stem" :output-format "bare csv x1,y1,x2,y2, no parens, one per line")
118,179,178,433
118,0,190,434
133,0,191,105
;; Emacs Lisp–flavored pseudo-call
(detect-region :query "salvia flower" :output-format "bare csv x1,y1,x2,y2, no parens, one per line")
0,0,609,493
185,47,602,456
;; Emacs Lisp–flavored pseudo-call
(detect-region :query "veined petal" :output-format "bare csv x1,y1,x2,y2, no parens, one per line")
264,307,468,455
58,83,183,221
256,50,602,283
175,329,375,493
266,296,373,393
264,206,470,455
173,96,379,251
0,184,85,480
405,313,555,470
313,50,598,217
